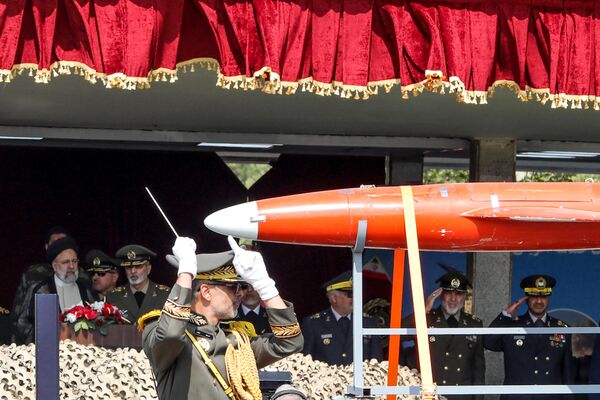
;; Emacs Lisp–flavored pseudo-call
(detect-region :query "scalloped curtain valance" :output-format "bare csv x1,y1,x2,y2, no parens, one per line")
1,0,598,108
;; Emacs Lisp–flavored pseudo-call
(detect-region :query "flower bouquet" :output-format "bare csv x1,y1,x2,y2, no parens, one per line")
59,301,127,336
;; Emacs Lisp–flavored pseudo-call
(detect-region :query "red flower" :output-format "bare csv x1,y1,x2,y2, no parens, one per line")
60,302,125,336
103,303,115,318
71,305,85,319
82,308,98,320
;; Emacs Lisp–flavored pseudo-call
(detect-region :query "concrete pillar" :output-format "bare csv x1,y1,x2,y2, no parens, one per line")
386,155,423,185
468,138,516,398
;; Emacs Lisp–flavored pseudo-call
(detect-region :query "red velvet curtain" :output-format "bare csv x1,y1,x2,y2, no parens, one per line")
0,0,598,107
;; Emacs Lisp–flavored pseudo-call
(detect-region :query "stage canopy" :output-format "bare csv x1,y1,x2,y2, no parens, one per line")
1,0,598,108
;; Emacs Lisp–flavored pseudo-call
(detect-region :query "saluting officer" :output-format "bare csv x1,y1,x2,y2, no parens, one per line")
301,271,382,366
141,236,303,400
403,271,485,400
106,244,170,323
484,275,575,400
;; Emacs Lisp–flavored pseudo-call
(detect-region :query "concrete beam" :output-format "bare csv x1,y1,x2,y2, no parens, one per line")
468,138,516,397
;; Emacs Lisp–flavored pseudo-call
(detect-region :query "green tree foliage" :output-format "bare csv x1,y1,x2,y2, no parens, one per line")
424,169,600,184
423,169,468,183
518,171,599,182
227,163,272,189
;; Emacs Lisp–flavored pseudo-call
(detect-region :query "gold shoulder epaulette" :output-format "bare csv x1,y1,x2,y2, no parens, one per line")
157,284,171,291
310,312,321,319
557,320,568,327
221,320,258,337
0,306,9,315
111,286,125,293
137,309,162,332
468,313,481,322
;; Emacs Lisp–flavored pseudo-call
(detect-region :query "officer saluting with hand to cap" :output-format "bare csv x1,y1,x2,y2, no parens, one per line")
484,275,575,400
403,271,484,400
141,236,303,400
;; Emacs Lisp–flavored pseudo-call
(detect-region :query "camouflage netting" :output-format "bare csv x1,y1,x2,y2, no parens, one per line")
265,353,421,399
0,342,422,399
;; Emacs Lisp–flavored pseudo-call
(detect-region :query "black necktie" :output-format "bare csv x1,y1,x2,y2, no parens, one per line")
447,316,459,327
339,316,351,332
246,310,256,317
134,292,145,307
534,319,544,327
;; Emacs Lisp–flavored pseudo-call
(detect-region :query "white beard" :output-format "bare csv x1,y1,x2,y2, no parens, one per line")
128,271,148,286
441,302,462,316
56,270,79,284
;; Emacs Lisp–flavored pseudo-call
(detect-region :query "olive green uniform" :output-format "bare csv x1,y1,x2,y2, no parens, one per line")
142,284,303,400
403,307,485,400
106,280,170,323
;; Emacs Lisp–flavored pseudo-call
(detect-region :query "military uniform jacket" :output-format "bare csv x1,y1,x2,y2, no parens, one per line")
301,307,382,366
142,284,303,400
403,307,485,400
235,306,271,335
484,312,575,400
106,280,170,324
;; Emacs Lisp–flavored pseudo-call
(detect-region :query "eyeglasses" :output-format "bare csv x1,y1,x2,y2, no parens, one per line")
92,271,115,277
210,282,250,294
57,259,79,266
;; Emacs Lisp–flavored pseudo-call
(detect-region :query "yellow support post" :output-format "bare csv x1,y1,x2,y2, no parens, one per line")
401,186,437,400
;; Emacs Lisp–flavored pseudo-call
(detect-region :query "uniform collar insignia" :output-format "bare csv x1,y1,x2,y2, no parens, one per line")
189,312,208,327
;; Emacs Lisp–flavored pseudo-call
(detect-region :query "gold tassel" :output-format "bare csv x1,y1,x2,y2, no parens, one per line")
190,64,195,73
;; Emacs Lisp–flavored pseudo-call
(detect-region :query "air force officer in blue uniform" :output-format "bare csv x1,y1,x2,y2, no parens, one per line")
484,275,575,400
301,271,382,365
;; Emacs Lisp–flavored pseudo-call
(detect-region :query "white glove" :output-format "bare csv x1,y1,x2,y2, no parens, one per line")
227,236,278,300
172,237,197,277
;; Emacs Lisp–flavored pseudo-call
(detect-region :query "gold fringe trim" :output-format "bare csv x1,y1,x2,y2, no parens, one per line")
225,330,262,400
1,60,599,109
